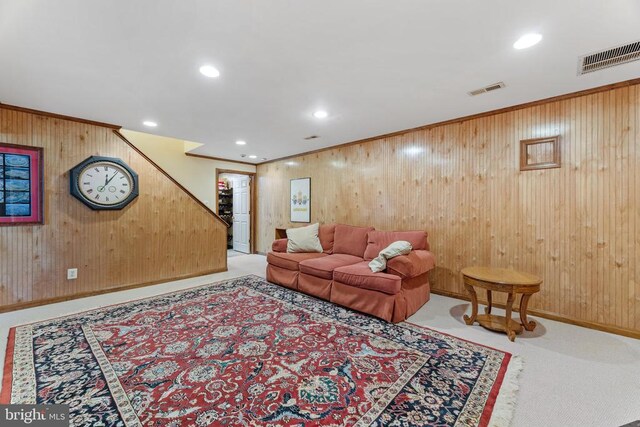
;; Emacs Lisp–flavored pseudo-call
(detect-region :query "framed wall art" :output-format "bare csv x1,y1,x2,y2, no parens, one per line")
0,143,44,225
290,177,311,223
520,136,561,171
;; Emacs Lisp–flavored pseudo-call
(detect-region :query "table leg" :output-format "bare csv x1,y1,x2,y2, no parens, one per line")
505,292,516,342
463,283,478,325
519,293,537,331
485,290,492,314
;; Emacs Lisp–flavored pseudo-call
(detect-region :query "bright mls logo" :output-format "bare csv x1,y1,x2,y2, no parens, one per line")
1,405,68,426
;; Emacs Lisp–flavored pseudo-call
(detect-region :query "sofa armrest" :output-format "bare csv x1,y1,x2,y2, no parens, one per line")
272,238,288,253
386,250,435,279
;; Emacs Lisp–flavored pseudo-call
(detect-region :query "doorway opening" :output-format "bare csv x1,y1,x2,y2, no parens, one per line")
216,169,256,256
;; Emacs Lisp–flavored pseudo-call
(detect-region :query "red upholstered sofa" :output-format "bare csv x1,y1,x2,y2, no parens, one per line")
266,224,436,322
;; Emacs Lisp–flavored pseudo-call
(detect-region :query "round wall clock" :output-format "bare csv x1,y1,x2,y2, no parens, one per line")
69,156,139,210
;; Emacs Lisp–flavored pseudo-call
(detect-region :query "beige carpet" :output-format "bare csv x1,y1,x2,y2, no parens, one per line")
1,254,638,426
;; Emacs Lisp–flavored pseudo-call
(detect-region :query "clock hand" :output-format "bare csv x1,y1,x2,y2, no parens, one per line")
105,171,119,186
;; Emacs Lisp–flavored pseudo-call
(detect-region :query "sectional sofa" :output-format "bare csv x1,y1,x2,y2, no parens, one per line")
266,223,436,322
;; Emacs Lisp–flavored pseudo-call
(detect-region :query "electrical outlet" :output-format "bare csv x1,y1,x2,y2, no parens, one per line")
67,268,78,280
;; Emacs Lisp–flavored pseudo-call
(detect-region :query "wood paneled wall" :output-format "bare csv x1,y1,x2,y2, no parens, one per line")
0,107,227,310
257,83,640,336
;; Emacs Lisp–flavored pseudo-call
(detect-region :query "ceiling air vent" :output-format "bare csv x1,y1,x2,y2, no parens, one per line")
304,135,319,140
578,40,640,75
468,82,505,96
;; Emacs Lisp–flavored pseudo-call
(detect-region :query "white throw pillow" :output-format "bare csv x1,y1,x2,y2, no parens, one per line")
286,223,323,253
368,241,412,272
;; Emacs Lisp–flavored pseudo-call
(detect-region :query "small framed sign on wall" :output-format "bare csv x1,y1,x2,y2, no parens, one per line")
0,142,44,225
290,177,311,223
520,136,561,171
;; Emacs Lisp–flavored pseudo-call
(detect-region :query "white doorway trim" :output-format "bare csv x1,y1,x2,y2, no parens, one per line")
215,169,256,254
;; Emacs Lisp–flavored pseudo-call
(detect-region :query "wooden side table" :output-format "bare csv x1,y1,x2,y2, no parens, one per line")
461,266,542,341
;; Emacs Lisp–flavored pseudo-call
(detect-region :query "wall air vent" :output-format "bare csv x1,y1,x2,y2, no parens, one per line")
304,135,319,140
578,40,640,75
467,82,505,96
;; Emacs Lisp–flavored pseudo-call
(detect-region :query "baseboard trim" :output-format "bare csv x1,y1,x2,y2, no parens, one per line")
430,289,640,340
0,268,227,314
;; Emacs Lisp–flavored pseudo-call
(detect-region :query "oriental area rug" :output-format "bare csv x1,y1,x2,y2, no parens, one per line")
1,275,521,426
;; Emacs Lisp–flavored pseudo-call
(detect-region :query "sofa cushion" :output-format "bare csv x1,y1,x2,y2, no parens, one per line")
299,254,363,280
287,223,323,253
267,251,328,271
333,224,375,257
333,262,402,295
319,224,336,254
271,224,335,255
363,230,429,261
386,250,436,279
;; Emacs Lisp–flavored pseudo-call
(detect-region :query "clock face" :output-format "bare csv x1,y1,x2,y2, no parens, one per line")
77,161,134,206
70,156,139,210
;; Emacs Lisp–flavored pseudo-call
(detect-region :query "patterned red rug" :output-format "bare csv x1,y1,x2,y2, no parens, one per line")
1,275,521,426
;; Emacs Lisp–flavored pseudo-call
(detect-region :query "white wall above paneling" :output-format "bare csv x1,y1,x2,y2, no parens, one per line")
121,130,255,209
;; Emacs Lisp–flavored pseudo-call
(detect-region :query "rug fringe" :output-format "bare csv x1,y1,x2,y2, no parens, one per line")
488,355,523,427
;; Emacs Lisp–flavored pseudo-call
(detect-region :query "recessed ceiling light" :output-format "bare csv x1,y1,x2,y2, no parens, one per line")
235,140,246,145
199,65,220,78
249,155,257,159
143,121,158,127
513,33,542,50
313,110,328,119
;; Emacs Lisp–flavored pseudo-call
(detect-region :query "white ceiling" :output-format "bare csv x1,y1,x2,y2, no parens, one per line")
1,1,639,164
